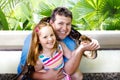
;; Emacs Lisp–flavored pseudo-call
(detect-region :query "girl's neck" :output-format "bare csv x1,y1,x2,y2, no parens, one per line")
42,48,56,57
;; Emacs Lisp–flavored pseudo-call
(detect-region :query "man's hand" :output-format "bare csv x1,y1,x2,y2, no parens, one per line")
32,68,65,80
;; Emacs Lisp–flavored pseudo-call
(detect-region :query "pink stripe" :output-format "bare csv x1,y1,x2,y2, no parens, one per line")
44,51,62,65
44,52,63,66
63,72,71,80
46,53,63,66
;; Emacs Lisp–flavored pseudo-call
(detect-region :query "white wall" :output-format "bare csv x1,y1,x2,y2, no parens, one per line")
80,50,120,73
0,31,120,73
1,31,120,49
1,50,120,73
0,51,21,73
0,31,31,50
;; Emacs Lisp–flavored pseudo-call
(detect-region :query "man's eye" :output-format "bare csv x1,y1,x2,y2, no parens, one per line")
67,23,71,26
59,23,63,25
51,34,54,36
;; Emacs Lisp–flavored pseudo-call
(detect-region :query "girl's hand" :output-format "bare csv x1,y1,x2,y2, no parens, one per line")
80,39,100,59
45,68,65,80
90,39,100,50
80,39,100,51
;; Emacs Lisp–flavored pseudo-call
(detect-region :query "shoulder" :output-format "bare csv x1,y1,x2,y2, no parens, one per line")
63,36,74,42
58,41,67,50
24,33,32,42
58,42,65,49
58,41,65,46
69,27,81,40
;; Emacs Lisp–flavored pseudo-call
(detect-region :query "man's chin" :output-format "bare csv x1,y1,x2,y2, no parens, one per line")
57,36,66,41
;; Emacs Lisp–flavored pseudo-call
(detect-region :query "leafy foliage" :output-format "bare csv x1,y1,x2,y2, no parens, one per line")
0,0,120,30
0,7,8,30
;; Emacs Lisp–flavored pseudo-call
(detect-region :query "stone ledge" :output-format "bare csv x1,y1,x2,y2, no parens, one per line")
83,73,120,80
0,73,120,80
1,31,120,50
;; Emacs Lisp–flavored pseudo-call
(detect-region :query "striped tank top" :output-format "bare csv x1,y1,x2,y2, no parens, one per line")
39,44,64,70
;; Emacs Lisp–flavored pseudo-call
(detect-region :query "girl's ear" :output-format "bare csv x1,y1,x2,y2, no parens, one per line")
50,19,53,25
38,35,41,44
38,40,40,44
38,38,41,44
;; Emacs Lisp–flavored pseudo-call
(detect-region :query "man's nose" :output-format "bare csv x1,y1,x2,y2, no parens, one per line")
62,25,67,30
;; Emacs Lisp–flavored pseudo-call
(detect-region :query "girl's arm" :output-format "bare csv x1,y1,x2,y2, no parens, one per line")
32,59,65,80
60,41,84,75
64,40,99,75
32,69,65,80
64,44,84,75
32,55,65,80
59,41,84,75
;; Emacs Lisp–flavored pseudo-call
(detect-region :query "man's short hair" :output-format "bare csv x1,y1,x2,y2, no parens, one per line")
51,7,73,22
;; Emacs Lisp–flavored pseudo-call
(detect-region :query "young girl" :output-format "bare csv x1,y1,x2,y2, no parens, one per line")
27,21,85,80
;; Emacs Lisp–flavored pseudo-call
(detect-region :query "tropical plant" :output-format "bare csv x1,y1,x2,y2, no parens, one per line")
0,7,8,30
0,0,36,30
100,0,120,30
0,0,78,30
71,0,120,30
0,0,120,30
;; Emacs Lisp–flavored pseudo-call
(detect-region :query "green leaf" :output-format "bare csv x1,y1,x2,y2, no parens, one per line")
0,7,9,30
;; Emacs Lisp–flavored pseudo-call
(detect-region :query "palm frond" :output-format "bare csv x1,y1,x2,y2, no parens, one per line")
0,7,9,30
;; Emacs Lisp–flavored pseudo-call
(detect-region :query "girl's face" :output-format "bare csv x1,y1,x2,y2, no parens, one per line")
38,26,56,50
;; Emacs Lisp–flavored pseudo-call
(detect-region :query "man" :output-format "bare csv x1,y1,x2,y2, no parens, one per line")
17,7,100,80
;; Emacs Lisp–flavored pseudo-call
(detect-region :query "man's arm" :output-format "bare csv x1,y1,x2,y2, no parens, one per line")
31,69,65,80
17,34,32,74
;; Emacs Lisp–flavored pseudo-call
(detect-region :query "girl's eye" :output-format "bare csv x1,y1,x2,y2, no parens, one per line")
43,36,47,38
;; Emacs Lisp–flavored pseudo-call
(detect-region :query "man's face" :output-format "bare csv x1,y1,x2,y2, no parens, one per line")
51,15,72,40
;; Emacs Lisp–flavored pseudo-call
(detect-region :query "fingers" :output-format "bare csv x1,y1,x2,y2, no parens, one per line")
57,73,65,80
56,69,65,80
93,39,100,49
89,39,100,50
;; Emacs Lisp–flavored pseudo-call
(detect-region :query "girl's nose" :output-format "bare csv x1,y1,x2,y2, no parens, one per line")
48,37,53,41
